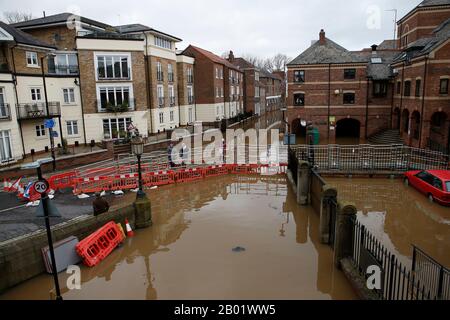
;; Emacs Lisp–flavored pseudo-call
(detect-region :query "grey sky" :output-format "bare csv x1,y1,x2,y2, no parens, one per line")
2,0,423,60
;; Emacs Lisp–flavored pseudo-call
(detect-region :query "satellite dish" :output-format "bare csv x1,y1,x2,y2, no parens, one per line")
300,120,307,127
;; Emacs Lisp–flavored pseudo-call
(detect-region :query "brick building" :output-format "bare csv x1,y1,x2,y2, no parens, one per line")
182,45,243,122
260,70,283,113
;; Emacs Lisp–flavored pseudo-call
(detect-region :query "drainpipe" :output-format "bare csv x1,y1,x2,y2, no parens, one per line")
10,45,26,157
143,32,153,135
75,52,87,145
399,62,405,134
390,76,395,129
327,63,331,141
419,56,429,149
365,78,370,139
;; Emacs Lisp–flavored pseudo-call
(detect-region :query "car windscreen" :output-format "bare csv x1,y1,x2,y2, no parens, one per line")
446,181,450,192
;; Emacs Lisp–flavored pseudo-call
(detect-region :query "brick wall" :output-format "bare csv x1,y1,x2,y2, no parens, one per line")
26,26,77,51
148,56,178,109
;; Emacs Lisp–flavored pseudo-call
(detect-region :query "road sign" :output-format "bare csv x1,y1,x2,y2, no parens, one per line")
44,119,55,129
51,131,59,138
34,180,49,194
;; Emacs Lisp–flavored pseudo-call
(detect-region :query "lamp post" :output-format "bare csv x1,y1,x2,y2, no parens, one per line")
40,53,59,172
22,158,62,300
131,135,145,198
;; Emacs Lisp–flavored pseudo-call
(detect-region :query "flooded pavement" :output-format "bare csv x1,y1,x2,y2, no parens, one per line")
0,175,356,300
325,177,450,268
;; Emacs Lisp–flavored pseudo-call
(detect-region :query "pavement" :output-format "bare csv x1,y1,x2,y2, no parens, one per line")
0,189,117,243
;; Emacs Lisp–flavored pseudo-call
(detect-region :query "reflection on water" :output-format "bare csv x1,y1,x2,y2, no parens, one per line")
326,177,450,267
1,175,356,300
296,136,363,146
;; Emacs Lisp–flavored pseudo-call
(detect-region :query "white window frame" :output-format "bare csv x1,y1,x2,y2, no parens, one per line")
102,117,132,139
94,52,132,81
221,87,224,97
0,130,13,162
62,88,76,104
96,83,134,112
154,36,172,49
30,87,42,102
66,120,79,136
170,110,174,122
159,112,164,124
26,51,39,67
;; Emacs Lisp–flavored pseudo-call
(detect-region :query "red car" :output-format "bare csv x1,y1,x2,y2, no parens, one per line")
404,170,450,205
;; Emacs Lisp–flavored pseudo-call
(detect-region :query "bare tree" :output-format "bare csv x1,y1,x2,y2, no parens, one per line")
3,11,33,24
266,54,291,72
242,54,265,69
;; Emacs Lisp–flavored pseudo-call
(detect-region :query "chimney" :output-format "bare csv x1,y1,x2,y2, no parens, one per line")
319,29,326,45
228,50,234,62
371,44,378,55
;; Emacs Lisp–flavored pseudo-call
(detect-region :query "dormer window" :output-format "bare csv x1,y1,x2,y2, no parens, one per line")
26,51,38,67
155,36,172,49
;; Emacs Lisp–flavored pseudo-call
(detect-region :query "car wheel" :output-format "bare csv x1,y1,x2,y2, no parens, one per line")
428,194,434,203
404,178,409,186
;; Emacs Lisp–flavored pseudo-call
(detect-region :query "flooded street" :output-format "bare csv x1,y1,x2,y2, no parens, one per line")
326,177,450,268
1,175,356,300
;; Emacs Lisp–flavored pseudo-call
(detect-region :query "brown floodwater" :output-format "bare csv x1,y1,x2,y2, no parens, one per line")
325,177,450,268
0,175,356,300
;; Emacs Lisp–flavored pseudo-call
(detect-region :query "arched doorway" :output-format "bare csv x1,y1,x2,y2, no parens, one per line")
291,118,307,144
429,112,449,153
393,108,400,130
402,109,410,134
411,111,420,141
336,118,360,143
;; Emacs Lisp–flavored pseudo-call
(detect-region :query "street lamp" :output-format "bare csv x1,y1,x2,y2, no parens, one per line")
131,135,145,199
40,53,60,172
22,158,62,300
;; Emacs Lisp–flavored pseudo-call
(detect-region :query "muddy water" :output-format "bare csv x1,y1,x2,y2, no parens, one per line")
326,177,450,267
1,175,356,300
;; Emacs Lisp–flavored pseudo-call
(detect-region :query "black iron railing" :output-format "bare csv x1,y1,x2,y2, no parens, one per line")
16,102,61,120
0,103,11,120
158,97,165,108
188,96,194,105
48,65,79,75
427,138,449,156
351,219,449,300
97,99,136,112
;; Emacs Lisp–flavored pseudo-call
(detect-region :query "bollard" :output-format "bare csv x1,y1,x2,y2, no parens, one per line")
334,201,357,269
296,161,310,205
134,196,152,229
319,185,337,244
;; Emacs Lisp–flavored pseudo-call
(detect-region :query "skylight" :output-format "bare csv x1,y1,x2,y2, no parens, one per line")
371,57,382,64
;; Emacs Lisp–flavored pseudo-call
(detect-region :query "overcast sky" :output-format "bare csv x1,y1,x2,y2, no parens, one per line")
2,0,423,60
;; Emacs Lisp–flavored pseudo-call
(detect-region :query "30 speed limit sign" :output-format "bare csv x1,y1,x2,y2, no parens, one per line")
34,180,49,194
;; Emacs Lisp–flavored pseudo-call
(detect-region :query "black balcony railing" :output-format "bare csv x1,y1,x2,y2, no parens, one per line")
0,103,11,120
188,96,194,104
187,75,194,84
157,72,164,82
97,68,131,81
48,65,79,75
169,97,176,106
16,102,61,120
97,98,136,112
158,97,165,107
168,73,174,82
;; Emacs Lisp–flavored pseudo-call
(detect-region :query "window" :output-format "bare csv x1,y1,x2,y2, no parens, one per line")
159,112,164,124
415,79,421,97
66,121,78,136
157,85,164,107
96,54,130,80
445,181,450,192
187,67,193,83
216,68,219,79
221,87,224,97
216,106,220,116
63,88,75,104
0,88,7,119
170,110,174,122
294,93,305,106
255,87,260,98
439,78,449,94
187,86,194,104
102,118,131,139
255,72,260,81
154,36,172,49
216,87,219,98
0,130,12,162
343,92,355,104
396,81,401,95
168,64,174,82
219,68,223,79
99,86,131,110
48,53,78,74
30,88,42,101
156,62,164,81
373,81,387,97
169,85,175,106
344,69,356,80
404,80,411,96
35,124,46,137
294,70,305,83
432,177,443,190
26,51,38,67
188,108,193,123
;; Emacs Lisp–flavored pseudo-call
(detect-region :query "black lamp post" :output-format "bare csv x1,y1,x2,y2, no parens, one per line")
131,135,145,199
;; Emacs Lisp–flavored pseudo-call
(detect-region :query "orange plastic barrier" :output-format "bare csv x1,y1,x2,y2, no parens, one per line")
142,170,175,187
231,164,259,174
48,171,77,191
203,165,230,178
73,176,112,195
175,168,204,183
76,221,124,267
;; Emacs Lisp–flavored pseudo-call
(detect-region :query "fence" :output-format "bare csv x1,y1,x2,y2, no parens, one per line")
293,144,449,173
351,219,449,300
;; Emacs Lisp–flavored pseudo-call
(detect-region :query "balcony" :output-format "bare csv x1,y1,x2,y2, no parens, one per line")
98,99,135,113
169,97,176,107
188,96,194,105
158,97,165,108
187,75,194,84
48,65,79,75
16,102,61,120
97,68,131,81
168,73,174,83
157,72,164,82
0,104,11,120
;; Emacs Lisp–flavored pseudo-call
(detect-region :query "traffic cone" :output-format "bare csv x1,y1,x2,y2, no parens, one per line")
3,179,9,192
125,218,134,237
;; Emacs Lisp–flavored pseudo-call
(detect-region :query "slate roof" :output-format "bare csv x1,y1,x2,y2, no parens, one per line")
287,38,367,65
115,24,182,41
11,12,111,30
184,45,240,70
378,40,396,50
0,21,56,49
418,0,450,7
78,30,143,41
260,69,282,80
231,57,256,70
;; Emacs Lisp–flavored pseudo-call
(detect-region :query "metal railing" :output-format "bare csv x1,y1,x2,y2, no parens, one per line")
169,97,176,106
293,144,449,173
427,138,449,156
97,99,136,112
168,73,174,82
188,96,194,104
0,103,11,120
158,97,165,107
187,75,194,84
351,219,449,300
16,102,61,120
48,65,79,75
157,72,164,82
